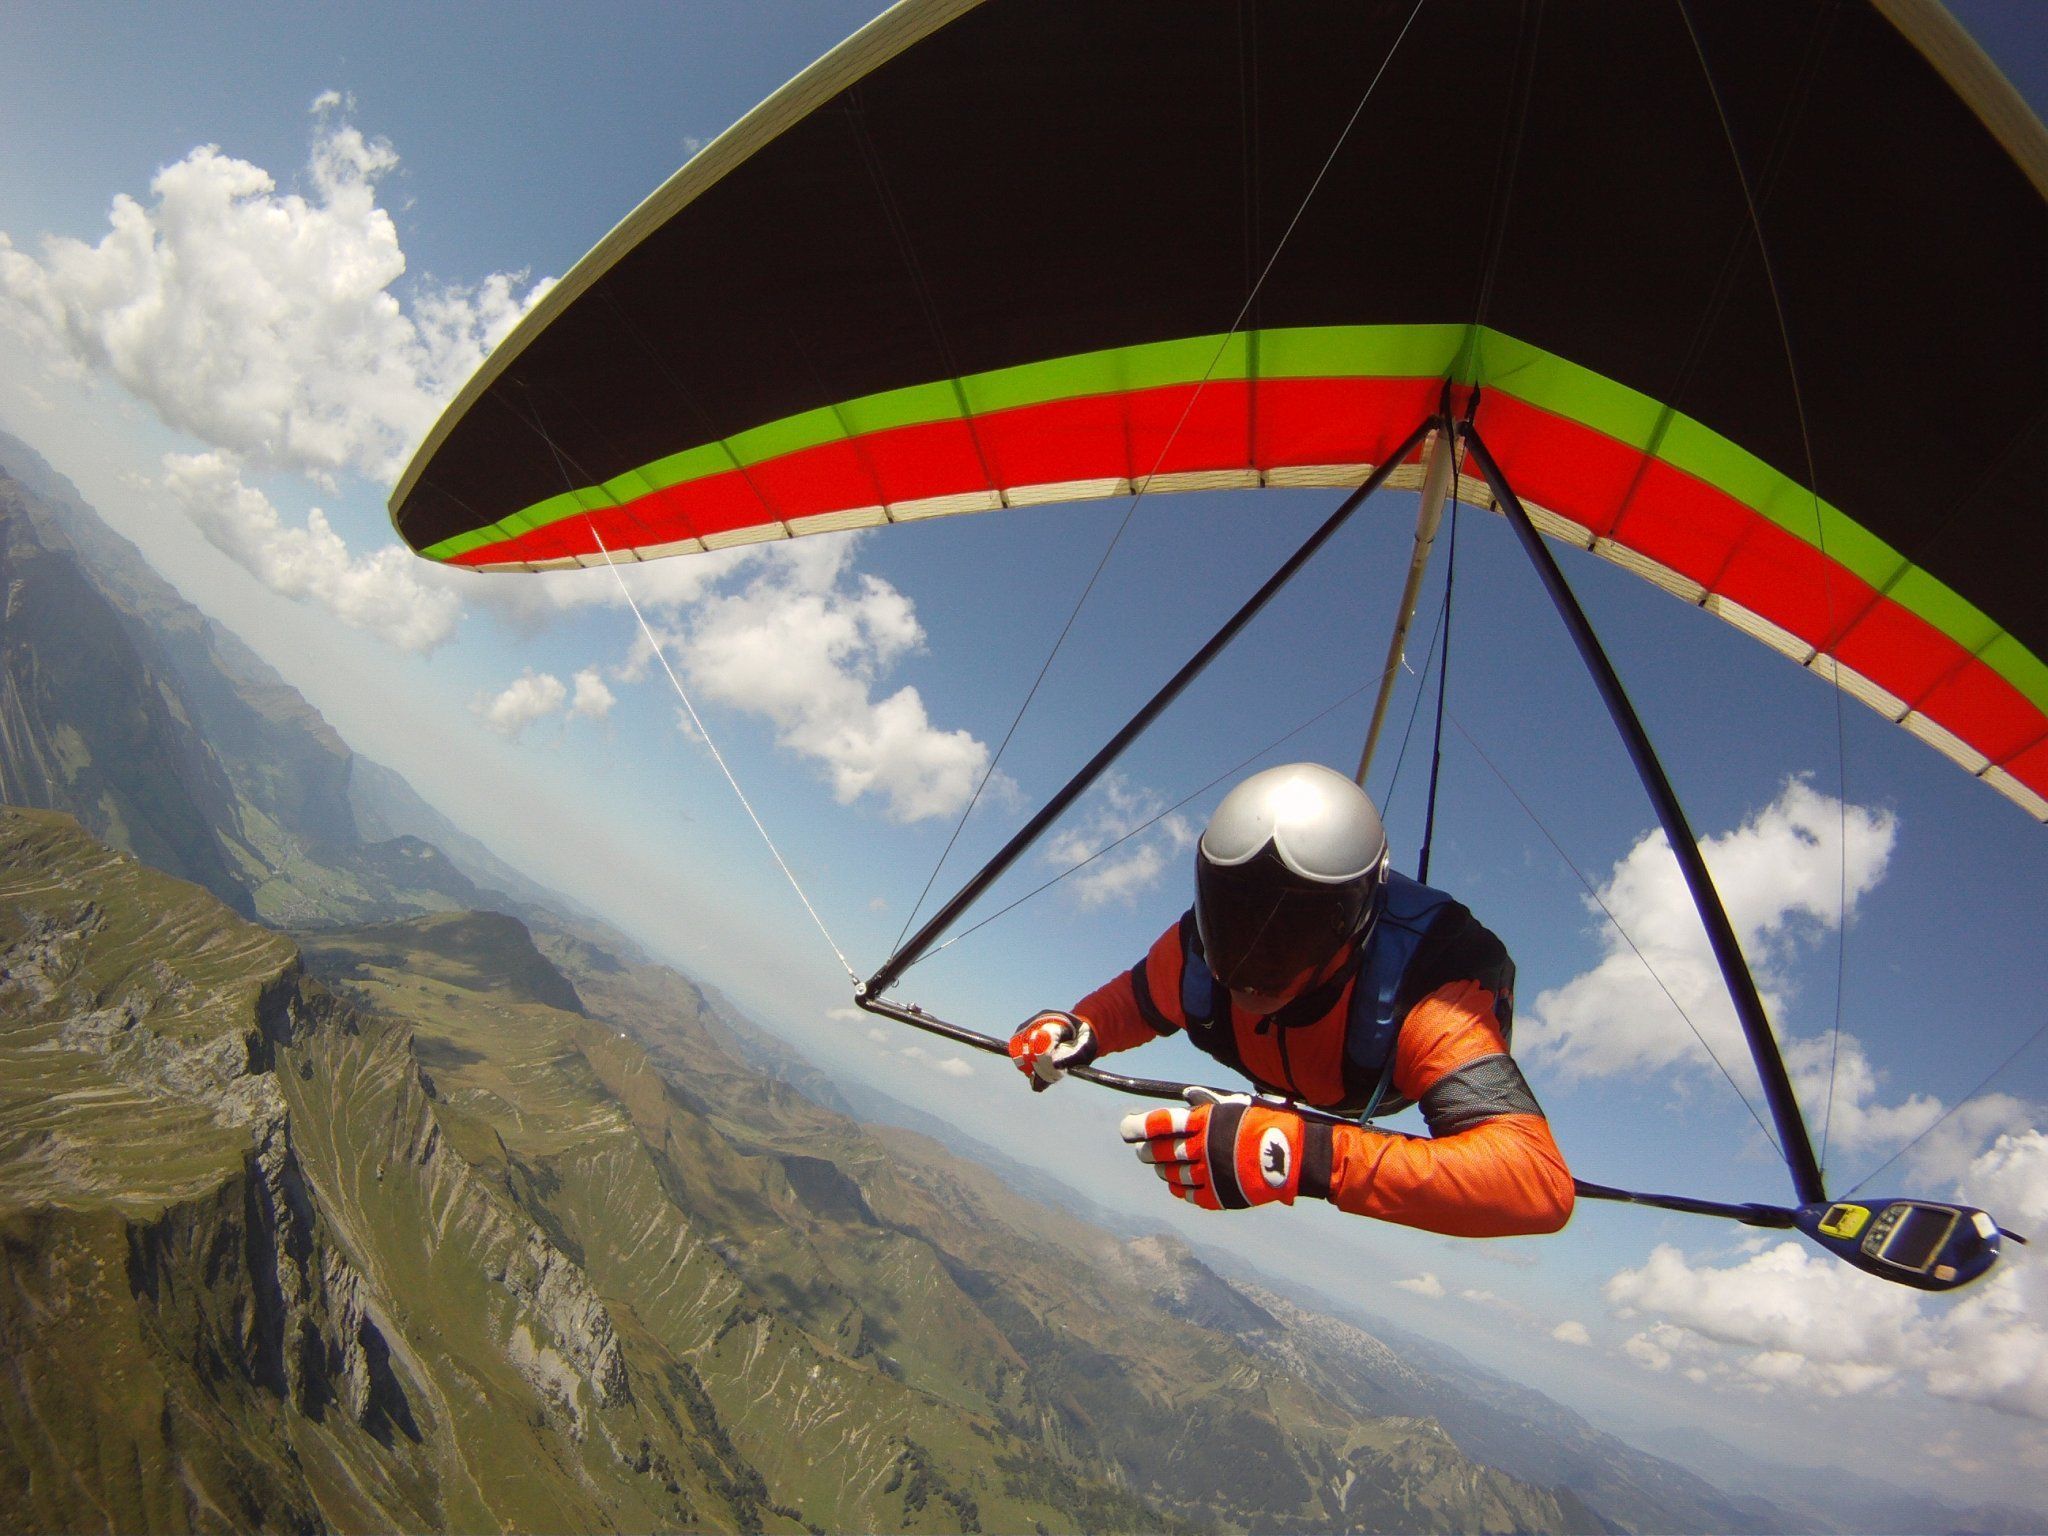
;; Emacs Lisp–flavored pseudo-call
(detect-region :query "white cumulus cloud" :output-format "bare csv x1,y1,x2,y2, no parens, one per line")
570,667,615,720
474,671,568,740
900,1042,973,1079
1609,1213,2048,1419
1608,1242,1922,1394
1395,1272,1445,1298
1551,1320,1592,1346
1959,1128,2048,1232
1622,1322,1683,1372
663,536,994,823
161,450,459,651
1043,774,1197,909
1892,1094,2036,1194
0,99,550,485
476,545,767,635
1519,779,1928,1152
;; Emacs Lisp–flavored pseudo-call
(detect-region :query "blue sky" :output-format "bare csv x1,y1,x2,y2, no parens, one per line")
4,0,2045,1506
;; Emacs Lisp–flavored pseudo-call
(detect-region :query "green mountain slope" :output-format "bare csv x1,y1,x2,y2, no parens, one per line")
2,810,724,1530
1,808,1605,1533
528,922,1605,1535
0,811,1174,1533
0,475,254,914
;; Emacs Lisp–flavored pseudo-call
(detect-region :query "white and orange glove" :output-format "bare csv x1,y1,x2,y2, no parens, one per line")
1119,1091,1312,1210
1007,1010,1098,1091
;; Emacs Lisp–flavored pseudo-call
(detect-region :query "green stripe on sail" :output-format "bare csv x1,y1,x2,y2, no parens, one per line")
420,326,2042,722
1457,332,2038,706
1980,634,2048,719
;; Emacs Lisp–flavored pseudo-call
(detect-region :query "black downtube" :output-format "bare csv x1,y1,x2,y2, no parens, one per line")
1417,498,1458,884
1460,423,1827,1205
864,415,1439,1000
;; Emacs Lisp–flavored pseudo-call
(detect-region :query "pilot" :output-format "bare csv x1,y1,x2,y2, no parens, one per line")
1009,762,1574,1235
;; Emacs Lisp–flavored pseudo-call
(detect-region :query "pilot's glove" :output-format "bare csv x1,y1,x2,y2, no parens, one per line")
1007,1010,1098,1091
1120,1089,1306,1209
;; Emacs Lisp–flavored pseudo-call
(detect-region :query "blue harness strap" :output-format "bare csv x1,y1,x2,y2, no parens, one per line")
1180,910,1217,1024
1177,874,1454,1117
1344,872,1454,1116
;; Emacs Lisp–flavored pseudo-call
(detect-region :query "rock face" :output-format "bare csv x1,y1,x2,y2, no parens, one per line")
0,813,1140,1532
0,812,674,1531
0,476,253,914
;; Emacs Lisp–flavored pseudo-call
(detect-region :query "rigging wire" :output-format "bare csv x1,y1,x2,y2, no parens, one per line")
1416,496,1460,885
1674,0,1854,1181
920,656,1412,964
893,0,1434,952
1464,0,1540,344
500,381,861,985
1378,577,1451,820
1438,705,1787,1161
1446,4,1799,1153
1842,1017,2048,1200
586,522,861,986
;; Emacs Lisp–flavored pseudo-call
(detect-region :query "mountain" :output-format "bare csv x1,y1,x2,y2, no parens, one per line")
0,809,1163,1532
1223,1277,1786,1535
345,754,614,934
2,806,1617,1533
0,431,531,928
0,464,255,914
442,899,1636,1534
1626,1426,2048,1536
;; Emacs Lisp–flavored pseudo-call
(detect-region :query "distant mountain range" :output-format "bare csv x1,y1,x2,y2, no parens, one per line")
3,427,2037,1535
0,428,573,931
1624,1424,2048,1536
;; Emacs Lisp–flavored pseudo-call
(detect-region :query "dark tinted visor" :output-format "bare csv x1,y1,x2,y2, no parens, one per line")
1195,845,1371,996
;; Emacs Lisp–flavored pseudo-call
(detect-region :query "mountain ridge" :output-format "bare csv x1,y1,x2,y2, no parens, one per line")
0,808,1162,1532
0,431,569,931
4,806,1618,1533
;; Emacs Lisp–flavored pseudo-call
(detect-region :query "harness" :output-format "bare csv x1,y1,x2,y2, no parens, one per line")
1178,872,1455,1118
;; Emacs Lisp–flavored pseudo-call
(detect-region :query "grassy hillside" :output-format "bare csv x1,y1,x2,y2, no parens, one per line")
0,811,1165,1532
1,807,1608,1532
521,912,1604,1534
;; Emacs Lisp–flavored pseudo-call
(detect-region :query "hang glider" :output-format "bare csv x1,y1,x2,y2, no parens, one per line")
393,0,2046,1291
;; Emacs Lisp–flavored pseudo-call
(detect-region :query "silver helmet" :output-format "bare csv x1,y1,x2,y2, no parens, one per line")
1195,762,1389,1001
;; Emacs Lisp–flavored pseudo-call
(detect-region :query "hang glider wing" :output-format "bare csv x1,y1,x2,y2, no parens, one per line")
391,0,2047,818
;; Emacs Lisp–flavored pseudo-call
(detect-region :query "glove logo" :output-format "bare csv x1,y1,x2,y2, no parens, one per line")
1258,1125,1292,1188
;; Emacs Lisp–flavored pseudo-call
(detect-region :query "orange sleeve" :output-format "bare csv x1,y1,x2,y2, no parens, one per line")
1071,924,1184,1056
1318,980,1574,1237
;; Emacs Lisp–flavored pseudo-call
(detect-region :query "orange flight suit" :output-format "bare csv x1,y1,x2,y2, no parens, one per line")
1076,900,1574,1237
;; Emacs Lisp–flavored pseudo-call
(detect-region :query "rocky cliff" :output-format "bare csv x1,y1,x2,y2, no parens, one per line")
0,475,255,914
0,811,682,1530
